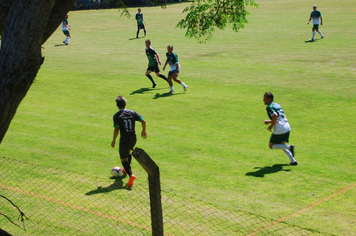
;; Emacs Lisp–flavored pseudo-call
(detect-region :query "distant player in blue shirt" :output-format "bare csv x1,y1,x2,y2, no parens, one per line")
263,92,298,165
307,5,324,41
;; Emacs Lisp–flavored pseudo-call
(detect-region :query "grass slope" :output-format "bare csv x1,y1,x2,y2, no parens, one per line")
1,0,355,235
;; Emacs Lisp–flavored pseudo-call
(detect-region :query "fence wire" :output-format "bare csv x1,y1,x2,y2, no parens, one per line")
0,157,330,236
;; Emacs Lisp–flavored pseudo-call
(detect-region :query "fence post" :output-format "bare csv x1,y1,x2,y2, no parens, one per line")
132,147,163,236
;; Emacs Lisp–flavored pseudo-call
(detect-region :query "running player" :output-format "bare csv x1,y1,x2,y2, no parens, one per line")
163,45,188,93
263,92,298,165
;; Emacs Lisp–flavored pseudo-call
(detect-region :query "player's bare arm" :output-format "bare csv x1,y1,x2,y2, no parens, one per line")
156,54,162,65
163,60,168,71
264,120,272,125
141,119,147,139
268,114,278,132
111,128,119,148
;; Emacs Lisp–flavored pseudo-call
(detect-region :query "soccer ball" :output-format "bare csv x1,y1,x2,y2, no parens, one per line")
111,166,123,177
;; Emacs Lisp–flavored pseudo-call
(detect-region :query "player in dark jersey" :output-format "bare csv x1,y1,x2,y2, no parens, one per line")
135,8,146,38
111,96,147,187
145,39,168,88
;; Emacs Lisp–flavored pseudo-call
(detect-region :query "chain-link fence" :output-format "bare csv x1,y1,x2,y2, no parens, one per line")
1,156,330,236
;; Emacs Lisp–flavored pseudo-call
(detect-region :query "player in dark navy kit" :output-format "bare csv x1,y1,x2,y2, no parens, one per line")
145,39,168,88
136,8,146,38
111,96,147,187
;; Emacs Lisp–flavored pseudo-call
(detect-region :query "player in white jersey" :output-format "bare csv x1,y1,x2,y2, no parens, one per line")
307,5,324,41
163,45,188,93
62,14,71,45
263,92,298,165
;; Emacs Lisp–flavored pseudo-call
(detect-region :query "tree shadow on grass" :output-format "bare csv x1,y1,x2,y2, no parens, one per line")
85,175,131,195
245,164,290,178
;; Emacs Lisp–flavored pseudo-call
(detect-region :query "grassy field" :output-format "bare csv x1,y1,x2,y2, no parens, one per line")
1,0,355,235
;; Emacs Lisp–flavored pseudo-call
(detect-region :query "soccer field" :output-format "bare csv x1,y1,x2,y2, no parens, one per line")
1,0,355,235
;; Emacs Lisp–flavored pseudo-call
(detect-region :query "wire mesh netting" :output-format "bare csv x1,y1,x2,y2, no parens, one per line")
1,157,331,235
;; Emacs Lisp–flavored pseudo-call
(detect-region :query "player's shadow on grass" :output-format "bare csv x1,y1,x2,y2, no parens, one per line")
153,92,184,99
130,87,165,95
54,44,67,47
305,39,320,43
129,36,146,40
85,176,130,195
245,164,290,178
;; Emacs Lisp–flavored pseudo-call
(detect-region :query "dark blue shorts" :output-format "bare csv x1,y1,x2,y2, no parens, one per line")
270,132,290,144
147,65,160,73
313,24,319,30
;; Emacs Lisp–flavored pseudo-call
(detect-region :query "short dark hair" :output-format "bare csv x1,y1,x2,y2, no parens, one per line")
145,39,151,44
115,96,127,108
264,92,274,101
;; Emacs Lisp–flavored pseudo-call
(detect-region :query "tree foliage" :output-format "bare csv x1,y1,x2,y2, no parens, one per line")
177,0,258,43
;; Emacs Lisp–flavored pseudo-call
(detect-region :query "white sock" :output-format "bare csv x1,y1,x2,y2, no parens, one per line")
284,149,296,163
170,86,174,92
181,82,186,88
318,30,323,37
312,31,315,39
272,144,289,150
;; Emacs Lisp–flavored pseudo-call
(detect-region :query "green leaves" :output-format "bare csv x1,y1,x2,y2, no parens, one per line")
176,0,258,43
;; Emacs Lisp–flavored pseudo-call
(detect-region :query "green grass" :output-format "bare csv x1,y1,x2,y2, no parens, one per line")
1,0,356,235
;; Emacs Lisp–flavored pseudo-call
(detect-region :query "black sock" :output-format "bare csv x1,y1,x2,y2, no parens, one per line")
144,30,146,36
146,74,155,84
122,161,133,177
136,30,139,37
128,154,132,165
159,74,168,81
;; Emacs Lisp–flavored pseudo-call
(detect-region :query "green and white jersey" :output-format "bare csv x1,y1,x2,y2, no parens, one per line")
145,46,158,66
166,52,179,71
310,10,321,24
136,12,144,26
62,18,69,31
266,102,291,134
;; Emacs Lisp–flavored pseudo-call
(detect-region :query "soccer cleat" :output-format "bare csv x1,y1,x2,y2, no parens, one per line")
184,85,188,91
290,162,298,166
128,174,136,187
289,145,295,157
310,38,315,41
152,83,157,88
321,36,324,39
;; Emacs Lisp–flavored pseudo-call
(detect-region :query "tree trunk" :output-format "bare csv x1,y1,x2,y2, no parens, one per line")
0,0,76,143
